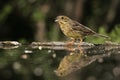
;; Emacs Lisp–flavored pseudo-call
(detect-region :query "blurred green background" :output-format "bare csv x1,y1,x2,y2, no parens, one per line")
0,0,120,43
0,0,120,80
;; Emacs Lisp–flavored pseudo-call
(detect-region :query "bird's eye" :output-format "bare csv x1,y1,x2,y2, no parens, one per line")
61,17,64,19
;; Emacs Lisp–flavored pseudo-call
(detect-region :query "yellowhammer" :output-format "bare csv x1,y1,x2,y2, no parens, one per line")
55,15,109,43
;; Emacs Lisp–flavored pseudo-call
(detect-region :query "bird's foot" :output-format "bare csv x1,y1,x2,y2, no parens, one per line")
66,38,75,47
77,41,84,56
65,46,75,51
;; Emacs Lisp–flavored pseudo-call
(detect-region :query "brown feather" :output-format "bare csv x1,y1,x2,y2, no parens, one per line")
71,21,96,36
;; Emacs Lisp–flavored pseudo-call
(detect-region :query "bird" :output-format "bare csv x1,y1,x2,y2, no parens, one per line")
55,15,109,46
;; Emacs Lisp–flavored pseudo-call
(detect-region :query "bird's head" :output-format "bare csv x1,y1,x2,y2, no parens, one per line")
55,15,71,24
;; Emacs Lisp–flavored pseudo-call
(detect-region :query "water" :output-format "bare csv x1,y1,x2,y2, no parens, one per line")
0,41,120,80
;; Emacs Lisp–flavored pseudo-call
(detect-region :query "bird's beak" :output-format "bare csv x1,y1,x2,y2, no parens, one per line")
55,19,58,22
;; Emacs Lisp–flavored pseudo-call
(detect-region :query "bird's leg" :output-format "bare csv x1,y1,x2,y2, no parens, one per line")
78,38,83,47
66,38,75,46
78,38,83,56
65,38,75,51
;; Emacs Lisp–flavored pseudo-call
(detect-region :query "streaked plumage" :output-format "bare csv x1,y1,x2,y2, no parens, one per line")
55,15,109,42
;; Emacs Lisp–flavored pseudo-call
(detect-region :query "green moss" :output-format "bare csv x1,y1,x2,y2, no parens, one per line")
109,25,120,43
85,26,120,43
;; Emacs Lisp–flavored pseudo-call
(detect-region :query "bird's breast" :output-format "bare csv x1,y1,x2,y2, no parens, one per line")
59,23,82,38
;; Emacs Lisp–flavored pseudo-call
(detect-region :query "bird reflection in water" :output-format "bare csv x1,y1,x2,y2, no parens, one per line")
54,49,107,77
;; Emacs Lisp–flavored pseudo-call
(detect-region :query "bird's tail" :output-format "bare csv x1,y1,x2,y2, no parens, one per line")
93,33,110,39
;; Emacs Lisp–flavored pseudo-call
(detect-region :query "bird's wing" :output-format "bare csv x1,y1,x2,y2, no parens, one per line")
71,20,96,35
